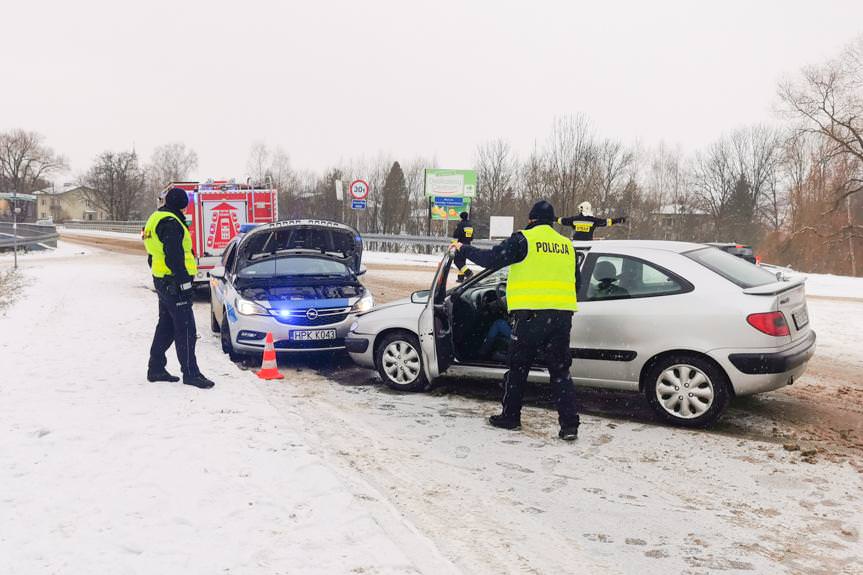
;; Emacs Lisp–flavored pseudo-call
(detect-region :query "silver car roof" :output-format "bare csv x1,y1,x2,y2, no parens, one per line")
572,239,707,253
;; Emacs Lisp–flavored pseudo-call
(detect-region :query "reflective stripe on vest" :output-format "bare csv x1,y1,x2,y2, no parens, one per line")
506,225,578,311
142,211,198,278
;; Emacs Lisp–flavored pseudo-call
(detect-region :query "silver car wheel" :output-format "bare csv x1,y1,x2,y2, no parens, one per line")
655,364,715,419
382,340,421,385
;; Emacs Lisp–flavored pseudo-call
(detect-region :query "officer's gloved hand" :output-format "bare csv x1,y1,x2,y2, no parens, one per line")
613,217,626,224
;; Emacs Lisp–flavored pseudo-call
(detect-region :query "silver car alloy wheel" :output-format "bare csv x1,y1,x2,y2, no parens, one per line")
655,364,715,419
382,340,421,385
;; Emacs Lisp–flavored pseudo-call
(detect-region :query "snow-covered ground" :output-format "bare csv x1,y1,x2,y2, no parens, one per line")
1,243,861,574
0,245,456,575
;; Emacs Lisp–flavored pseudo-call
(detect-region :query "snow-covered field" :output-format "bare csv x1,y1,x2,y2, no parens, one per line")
1,243,861,574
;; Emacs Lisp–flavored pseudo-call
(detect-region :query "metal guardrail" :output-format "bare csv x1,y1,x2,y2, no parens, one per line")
59,220,499,252
63,220,145,234
0,222,59,249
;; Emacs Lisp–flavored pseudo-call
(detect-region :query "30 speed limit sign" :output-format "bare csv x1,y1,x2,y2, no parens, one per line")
349,179,370,200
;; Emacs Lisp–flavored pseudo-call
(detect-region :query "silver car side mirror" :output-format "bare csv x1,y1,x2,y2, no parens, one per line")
411,290,430,304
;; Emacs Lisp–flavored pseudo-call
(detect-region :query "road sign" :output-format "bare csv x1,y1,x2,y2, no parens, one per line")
349,179,370,200
351,199,367,210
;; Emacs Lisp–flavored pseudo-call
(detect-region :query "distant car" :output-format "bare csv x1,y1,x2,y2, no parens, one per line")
35,219,54,226
345,240,816,427
210,220,373,358
707,243,757,264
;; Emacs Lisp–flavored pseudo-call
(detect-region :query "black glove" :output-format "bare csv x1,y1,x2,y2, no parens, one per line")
613,217,626,224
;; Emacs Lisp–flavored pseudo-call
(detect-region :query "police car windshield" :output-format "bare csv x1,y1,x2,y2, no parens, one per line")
238,257,351,279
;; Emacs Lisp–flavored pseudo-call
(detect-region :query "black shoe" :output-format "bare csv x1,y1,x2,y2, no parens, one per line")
559,427,578,441
183,374,215,389
489,414,521,430
456,274,465,283
464,269,474,280
147,370,180,383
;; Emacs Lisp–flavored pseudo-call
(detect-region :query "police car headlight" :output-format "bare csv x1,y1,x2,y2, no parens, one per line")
235,297,269,316
351,293,374,314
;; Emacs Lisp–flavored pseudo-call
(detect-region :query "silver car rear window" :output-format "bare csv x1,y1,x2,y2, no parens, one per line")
685,247,776,288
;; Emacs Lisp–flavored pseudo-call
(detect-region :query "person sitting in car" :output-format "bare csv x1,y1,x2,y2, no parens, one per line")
591,260,629,299
478,294,510,360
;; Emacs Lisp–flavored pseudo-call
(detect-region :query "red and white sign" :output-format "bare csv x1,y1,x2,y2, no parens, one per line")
205,201,243,251
349,179,370,200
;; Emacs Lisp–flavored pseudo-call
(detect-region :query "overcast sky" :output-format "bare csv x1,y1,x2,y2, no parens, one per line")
2,0,862,182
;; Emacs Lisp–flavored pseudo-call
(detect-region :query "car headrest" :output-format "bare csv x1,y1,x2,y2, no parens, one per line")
595,260,618,281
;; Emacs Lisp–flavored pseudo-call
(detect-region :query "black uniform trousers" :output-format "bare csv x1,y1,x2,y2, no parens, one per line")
454,251,469,272
502,309,580,428
148,277,200,377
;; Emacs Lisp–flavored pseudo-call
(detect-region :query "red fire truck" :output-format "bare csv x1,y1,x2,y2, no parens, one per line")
162,180,279,285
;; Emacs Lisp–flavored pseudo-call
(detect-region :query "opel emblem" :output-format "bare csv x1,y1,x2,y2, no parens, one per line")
306,308,319,320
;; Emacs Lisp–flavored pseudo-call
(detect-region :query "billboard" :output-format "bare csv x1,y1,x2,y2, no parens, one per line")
424,169,477,198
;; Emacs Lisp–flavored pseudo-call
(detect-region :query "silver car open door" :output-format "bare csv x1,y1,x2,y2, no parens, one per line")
418,251,455,381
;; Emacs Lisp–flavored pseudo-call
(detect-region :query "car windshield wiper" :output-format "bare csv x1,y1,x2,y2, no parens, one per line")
248,252,275,260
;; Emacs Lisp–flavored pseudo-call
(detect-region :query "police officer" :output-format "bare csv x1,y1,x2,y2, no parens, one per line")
558,201,626,241
452,211,475,283
454,200,580,440
143,187,215,389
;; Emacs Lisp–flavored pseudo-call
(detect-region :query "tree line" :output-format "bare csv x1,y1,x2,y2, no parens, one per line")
1,37,860,275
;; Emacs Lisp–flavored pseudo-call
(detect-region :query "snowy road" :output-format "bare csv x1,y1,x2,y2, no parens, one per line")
2,243,861,574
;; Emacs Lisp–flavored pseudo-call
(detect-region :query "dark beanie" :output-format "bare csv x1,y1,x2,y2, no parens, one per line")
164,187,189,211
459,211,469,221
528,200,555,222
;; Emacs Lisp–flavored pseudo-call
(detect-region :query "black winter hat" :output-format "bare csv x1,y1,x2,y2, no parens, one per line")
528,200,555,222
459,211,469,221
164,187,189,211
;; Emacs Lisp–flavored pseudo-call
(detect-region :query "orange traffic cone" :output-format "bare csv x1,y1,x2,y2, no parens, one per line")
256,332,284,380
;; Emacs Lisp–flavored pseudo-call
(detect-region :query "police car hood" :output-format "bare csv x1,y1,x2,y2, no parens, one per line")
239,219,363,273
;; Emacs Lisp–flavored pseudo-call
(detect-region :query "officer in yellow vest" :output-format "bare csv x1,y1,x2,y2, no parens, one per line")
142,188,214,389
454,200,580,440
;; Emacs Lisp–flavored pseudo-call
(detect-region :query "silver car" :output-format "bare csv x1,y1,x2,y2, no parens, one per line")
346,240,816,427
210,220,373,358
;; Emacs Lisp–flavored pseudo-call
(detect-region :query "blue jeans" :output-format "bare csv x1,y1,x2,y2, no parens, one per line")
480,318,512,358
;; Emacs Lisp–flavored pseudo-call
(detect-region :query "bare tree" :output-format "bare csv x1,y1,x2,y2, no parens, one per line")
0,129,67,205
141,143,199,213
779,36,863,205
544,115,597,216
474,138,518,234
81,151,146,220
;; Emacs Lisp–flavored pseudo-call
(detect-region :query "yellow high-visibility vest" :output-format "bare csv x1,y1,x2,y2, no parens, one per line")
506,225,578,311
142,211,197,278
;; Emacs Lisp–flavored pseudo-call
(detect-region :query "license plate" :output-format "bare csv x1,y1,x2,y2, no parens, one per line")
290,329,337,341
792,307,809,329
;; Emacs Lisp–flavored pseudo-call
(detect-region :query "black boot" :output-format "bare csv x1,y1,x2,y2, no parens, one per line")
456,274,465,283
463,268,474,280
147,370,180,383
183,373,215,389
559,427,578,441
489,414,521,430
